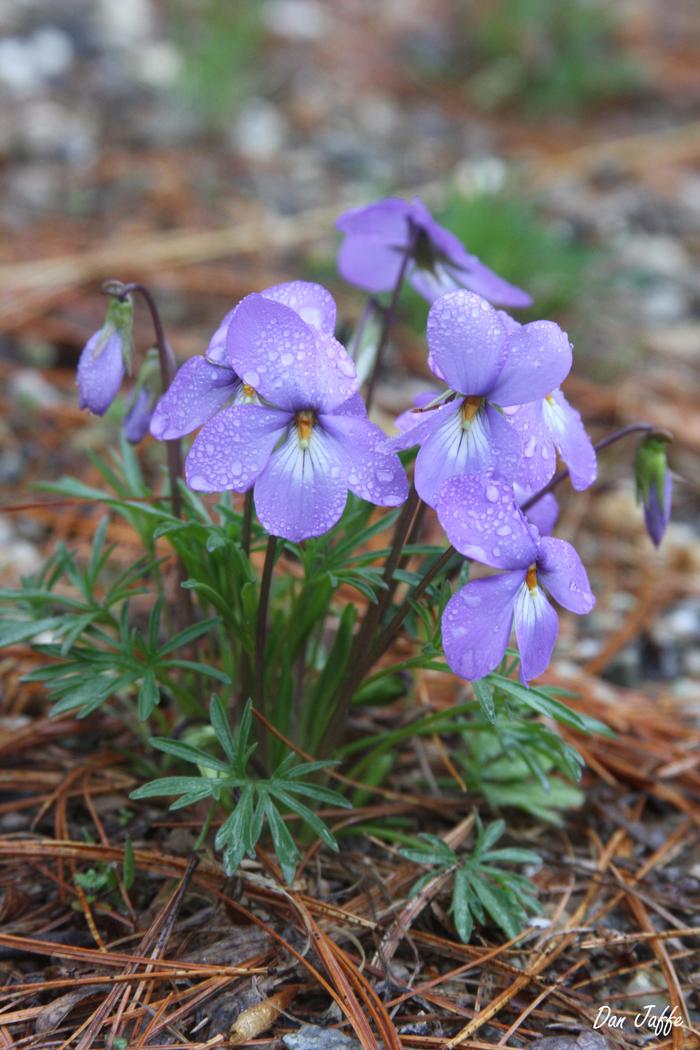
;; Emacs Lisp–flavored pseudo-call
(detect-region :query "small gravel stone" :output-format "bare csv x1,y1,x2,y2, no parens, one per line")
265,0,330,41
9,368,62,408
283,1027,362,1050
231,99,288,161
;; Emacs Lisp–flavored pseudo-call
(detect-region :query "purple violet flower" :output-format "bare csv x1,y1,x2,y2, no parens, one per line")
391,290,573,506
438,475,594,683
150,281,336,441
77,296,133,415
184,287,408,541
336,197,532,308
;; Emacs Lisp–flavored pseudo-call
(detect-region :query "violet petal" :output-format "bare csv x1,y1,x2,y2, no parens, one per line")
513,582,559,684
150,356,240,440
227,293,357,413
320,413,408,506
490,320,572,407
437,474,538,569
185,403,290,493
537,536,595,614
442,572,524,681
543,389,597,490
426,290,508,395
253,425,348,541
262,280,337,335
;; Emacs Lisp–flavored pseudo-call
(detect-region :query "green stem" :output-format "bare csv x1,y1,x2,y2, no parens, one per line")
359,484,420,648
255,535,277,720
241,490,253,557
193,800,217,852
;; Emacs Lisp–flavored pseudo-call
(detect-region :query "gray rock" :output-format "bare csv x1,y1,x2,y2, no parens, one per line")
529,1032,611,1050
29,25,75,78
283,1026,363,1050
265,0,330,41
9,368,62,408
0,36,44,95
231,99,288,161
93,0,154,48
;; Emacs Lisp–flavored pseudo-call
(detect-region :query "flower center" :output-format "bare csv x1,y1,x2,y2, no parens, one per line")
295,410,315,449
413,227,438,271
526,564,538,592
460,396,483,428
242,383,256,400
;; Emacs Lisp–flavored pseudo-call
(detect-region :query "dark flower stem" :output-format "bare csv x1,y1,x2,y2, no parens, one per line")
255,535,277,725
348,485,419,675
238,491,255,703
102,279,183,519
383,496,428,613
364,232,416,412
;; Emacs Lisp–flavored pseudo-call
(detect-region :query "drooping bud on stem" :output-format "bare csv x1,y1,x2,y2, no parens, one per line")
77,295,133,415
123,347,161,444
635,432,673,547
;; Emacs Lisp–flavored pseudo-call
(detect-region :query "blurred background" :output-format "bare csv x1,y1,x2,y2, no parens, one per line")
1,0,699,705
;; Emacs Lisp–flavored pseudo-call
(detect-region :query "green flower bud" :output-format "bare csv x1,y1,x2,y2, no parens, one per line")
635,433,672,547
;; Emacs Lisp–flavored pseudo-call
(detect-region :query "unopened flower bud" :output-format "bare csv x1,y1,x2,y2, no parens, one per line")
635,433,672,547
123,347,160,444
77,296,133,415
